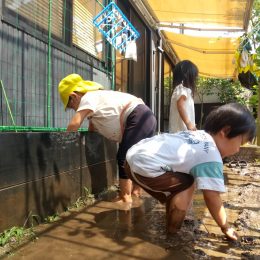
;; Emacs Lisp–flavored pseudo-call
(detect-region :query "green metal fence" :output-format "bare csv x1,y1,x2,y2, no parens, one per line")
0,0,112,132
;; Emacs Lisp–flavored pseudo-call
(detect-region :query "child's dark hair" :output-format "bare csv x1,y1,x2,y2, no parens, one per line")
173,60,198,96
204,103,256,142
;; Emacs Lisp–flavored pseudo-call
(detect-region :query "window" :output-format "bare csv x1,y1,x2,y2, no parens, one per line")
73,0,105,59
3,0,105,60
4,0,65,39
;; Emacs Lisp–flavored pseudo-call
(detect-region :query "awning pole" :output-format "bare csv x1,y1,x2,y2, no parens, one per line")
157,35,163,133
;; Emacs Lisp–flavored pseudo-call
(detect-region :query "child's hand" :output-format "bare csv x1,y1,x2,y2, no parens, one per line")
187,122,197,131
221,226,239,240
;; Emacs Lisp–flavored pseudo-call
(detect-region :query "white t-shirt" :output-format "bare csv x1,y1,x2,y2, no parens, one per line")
77,90,144,142
169,84,195,133
126,130,225,192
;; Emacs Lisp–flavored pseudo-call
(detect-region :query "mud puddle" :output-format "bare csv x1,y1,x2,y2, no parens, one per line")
1,161,260,259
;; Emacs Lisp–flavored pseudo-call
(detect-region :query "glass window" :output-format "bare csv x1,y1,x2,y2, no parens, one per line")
4,0,64,39
73,0,104,59
4,0,105,60
116,52,128,92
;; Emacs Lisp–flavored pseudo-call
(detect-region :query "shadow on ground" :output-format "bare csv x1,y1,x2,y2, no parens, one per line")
1,161,259,260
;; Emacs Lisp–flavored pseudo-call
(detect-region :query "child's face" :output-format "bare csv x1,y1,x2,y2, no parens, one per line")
214,131,247,158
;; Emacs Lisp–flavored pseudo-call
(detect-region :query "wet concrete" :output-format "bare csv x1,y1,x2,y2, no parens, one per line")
1,160,260,259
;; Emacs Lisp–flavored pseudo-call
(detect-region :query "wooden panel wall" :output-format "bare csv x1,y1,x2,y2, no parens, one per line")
0,132,117,232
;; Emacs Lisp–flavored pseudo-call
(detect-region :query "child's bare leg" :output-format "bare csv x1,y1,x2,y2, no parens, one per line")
132,183,142,197
166,184,195,233
114,178,132,203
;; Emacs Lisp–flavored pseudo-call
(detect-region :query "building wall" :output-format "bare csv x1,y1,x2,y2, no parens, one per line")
0,3,116,232
0,132,117,232
0,9,111,129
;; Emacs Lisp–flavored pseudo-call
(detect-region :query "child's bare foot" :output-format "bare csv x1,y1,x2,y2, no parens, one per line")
132,185,142,198
117,179,132,203
112,194,132,203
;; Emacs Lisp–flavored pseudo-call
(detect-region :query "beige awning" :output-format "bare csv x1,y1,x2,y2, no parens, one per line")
142,0,253,78
164,31,239,78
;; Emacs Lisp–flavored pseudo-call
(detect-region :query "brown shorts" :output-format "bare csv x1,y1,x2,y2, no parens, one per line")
124,161,194,203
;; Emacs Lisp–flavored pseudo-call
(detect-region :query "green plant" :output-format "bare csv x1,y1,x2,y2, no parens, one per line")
196,77,216,128
235,0,260,145
72,197,86,209
0,211,39,248
215,80,249,105
248,85,259,117
83,187,95,202
94,185,120,202
44,213,60,223
196,77,251,128
67,187,95,210
0,226,29,247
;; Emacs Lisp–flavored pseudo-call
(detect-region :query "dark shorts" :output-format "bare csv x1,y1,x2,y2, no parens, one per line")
117,104,157,179
124,161,194,203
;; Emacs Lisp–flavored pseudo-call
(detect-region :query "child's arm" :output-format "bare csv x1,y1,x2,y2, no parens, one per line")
67,109,92,131
177,96,196,130
202,189,238,240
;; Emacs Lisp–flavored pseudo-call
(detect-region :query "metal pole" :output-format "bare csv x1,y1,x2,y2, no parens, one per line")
157,36,162,133
47,0,53,127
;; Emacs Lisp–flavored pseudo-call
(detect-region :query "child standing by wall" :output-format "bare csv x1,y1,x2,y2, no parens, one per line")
169,60,198,133
125,103,256,240
58,74,157,203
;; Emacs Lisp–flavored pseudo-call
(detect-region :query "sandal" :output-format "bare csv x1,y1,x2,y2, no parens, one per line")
238,160,247,168
228,160,238,168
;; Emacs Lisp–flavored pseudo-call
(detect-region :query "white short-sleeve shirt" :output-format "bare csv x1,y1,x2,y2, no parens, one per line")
169,84,195,133
77,90,144,142
126,130,225,192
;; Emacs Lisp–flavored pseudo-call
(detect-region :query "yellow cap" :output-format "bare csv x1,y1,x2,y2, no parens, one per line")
58,74,104,109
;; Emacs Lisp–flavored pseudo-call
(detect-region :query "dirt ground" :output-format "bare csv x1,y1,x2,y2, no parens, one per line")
0,147,259,259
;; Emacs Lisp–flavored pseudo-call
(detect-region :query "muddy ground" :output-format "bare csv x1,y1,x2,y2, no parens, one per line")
0,148,259,259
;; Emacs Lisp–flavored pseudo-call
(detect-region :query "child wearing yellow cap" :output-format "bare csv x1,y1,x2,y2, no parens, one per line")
58,74,157,203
